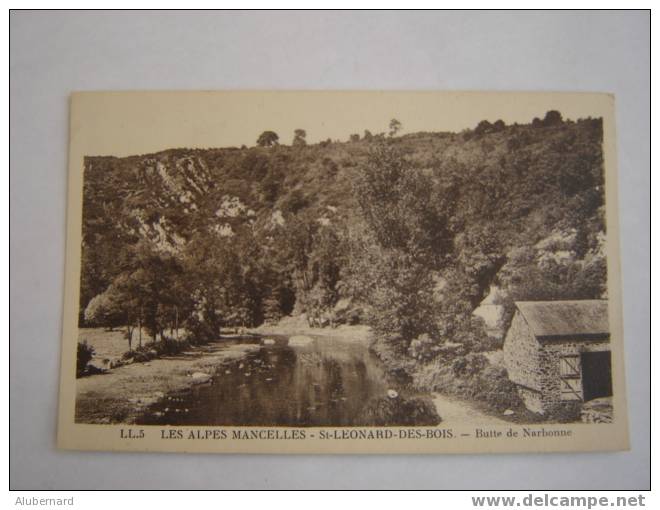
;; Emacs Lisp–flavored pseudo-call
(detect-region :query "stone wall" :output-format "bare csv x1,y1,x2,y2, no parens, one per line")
503,311,541,391
537,338,610,415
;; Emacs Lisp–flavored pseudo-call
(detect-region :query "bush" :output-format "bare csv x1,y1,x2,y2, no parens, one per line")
452,353,489,378
122,346,155,362
76,340,95,377
412,354,523,413
153,337,190,356
332,300,364,326
185,316,218,345
121,337,190,362
413,359,454,390
359,395,441,426
408,333,440,362
472,365,523,411
370,335,416,378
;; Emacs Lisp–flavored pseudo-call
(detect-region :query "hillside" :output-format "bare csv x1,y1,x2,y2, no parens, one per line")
80,112,607,392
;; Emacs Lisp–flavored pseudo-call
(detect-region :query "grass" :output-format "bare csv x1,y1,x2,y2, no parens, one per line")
77,327,134,368
75,334,259,424
78,327,190,369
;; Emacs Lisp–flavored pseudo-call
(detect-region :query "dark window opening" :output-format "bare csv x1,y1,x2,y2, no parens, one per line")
580,351,612,402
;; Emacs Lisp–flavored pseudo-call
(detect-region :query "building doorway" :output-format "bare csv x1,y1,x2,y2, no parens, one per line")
580,351,612,402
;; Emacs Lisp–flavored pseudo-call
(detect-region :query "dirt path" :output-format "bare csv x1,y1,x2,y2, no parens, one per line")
432,393,509,425
75,342,259,424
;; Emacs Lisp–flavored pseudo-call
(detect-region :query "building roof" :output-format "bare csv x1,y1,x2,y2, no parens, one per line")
516,300,609,340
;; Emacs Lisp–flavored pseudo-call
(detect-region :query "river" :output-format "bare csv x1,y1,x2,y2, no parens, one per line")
136,334,439,427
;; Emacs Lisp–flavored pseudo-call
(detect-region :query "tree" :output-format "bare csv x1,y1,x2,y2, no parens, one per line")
302,226,344,323
108,241,186,346
260,168,283,203
257,131,279,147
349,134,360,143
354,145,452,266
350,146,454,353
345,232,438,351
292,129,307,147
543,110,563,126
388,119,402,137
363,130,373,142
84,289,124,330
77,341,95,377
181,228,268,337
474,120,493,135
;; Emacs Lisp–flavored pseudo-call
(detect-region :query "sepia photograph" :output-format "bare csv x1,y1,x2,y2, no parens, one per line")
56,91,628,454
10,8,650,492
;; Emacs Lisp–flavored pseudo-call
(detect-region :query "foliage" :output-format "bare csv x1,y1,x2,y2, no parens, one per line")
122,337,190,361
542,110,563,126
388,118,402,137
359,395,441,426
79,113,607,390
354,145,452,265
257,131,279,147
76,340,95,377
280,189,309,215
292,129,307,147
84,288,124,330
413,354,523,413
348,145,454,355
408,333,440,362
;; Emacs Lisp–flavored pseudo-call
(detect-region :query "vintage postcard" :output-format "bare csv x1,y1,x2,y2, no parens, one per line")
57,91,629,454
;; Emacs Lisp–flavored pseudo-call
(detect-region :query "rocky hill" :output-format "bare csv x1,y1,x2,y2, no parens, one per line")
80,112,607,349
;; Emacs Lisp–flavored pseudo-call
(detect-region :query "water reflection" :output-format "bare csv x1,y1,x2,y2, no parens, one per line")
137,335,434,426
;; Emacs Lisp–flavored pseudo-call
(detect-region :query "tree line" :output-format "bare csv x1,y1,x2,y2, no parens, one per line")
81,112,607,370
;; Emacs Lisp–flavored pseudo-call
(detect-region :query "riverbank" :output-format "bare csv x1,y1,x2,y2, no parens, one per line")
75,341,260,424
249,315,372,343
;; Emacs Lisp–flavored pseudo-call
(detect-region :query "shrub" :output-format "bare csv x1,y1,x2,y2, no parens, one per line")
131,351,153,363
185,316,218,345
451,353,488,378
408,333,440,362
370,335,416,378
154,337,190,356
359,395,441,426
412,354,523,413
413,359,454,391
122,345,155,362
332,300,364,326
472,365,523,411
83,290,123,329
76,340,95,377
121,337,189,362
345,308,363,325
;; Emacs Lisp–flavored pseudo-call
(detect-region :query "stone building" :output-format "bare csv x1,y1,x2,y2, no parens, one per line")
503,300,611,415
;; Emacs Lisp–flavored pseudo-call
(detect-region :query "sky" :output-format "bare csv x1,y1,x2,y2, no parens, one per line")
71,91,613,158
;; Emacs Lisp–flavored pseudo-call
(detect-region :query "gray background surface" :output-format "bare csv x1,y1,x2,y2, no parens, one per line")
10,10,650,490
